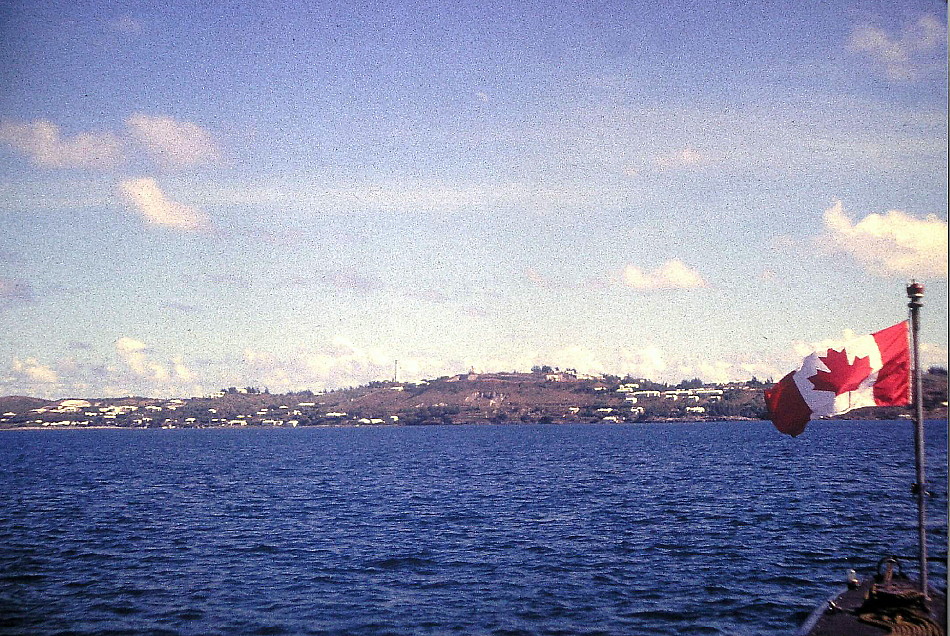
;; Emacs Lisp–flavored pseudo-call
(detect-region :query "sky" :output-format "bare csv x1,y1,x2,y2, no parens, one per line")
0,0,947,399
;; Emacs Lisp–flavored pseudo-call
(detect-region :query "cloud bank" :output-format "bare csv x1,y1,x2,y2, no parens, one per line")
3,330,945,400
115,337,195,384
0,114,219,170
821,201,947,278
11,357,58,384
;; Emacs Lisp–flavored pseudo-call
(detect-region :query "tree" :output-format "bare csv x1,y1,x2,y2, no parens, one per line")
677,377,703,389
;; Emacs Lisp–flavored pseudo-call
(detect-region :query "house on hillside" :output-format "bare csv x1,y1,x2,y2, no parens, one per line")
56,399,93,413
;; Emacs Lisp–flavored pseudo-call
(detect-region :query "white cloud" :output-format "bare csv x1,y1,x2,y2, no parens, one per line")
541,346,609,375
616,346,669,379
791,330,860,360
240,338,406,392
820,201,947,278
236,339,690,391
126,113,220,168
302,337,394,386
675,359,756,384
847,15,946,81
110,337,199,395
0,119,124,168
171,356,194,381
118,177,210,230
2,342,203,399
521,344,670,380
516,344,768,385
621,259,708,290
461,344,672,382
1,114,221,172
115,337,167,380
11,357,58,383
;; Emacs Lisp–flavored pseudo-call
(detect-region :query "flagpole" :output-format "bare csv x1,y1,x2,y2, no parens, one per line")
906,280,928,599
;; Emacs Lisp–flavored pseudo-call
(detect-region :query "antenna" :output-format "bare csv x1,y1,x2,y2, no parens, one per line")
393,360,398,383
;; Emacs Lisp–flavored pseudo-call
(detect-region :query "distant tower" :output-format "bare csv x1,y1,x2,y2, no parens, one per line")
393,360,398,383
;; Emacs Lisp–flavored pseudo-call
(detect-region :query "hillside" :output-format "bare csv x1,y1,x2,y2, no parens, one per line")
1,370,946,429
0,396,53,413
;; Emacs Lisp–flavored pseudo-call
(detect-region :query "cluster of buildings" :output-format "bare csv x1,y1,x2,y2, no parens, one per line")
613,383,725,415
0,397,404,428
1,370,767,429
2,399,142,427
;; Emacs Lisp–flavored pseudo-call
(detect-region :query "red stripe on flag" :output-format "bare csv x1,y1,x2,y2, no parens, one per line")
871,321,910,406
765,371,813,437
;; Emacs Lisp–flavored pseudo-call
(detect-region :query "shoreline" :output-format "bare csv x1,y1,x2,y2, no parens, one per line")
3,417,942,432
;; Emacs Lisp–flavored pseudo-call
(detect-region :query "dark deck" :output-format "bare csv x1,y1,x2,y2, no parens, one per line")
798,577,946,636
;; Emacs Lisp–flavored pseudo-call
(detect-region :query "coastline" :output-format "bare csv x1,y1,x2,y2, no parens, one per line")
2,370,945,431
4,417,943,432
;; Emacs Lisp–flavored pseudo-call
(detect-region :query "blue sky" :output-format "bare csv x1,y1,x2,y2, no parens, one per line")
1,0,947,398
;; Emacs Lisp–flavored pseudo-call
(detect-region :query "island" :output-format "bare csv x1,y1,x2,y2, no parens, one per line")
1,368,947,429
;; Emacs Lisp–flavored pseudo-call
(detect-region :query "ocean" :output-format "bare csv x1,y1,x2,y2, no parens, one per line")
1,421,946,635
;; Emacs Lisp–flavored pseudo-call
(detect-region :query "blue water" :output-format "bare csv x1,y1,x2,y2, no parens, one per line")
0,421,946,636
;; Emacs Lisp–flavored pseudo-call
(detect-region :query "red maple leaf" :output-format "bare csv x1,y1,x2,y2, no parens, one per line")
808,348,873,395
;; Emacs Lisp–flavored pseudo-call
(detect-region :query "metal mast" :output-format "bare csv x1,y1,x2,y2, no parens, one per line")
907,280,928,598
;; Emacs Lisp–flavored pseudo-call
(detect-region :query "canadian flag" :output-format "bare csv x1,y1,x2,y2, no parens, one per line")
765,321,910,436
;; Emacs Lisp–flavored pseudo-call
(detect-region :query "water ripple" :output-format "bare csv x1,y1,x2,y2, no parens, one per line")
0,421,945,635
